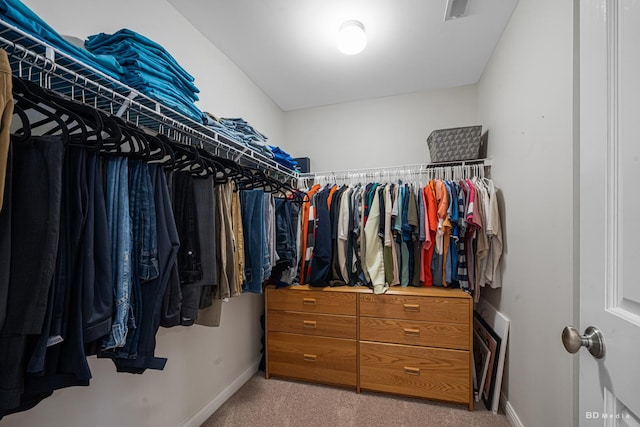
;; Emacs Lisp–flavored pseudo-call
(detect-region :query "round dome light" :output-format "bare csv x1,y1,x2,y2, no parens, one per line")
337,20,367,55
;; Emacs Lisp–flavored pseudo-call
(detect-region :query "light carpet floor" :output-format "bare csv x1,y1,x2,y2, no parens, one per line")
202,373,511,427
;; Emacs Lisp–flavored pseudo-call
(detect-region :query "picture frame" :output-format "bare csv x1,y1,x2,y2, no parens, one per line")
475,298,511,413
473,311,501,410
473,329,492,402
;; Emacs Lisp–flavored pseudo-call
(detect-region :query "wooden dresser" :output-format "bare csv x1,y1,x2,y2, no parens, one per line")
265,285,473,410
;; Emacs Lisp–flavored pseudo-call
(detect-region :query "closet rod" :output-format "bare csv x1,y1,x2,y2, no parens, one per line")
0,18,299,181
299,158,492,180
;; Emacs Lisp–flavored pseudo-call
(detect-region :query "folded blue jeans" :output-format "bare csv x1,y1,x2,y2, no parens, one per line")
97,43,198,93
203,115,245,143
86,30,194,75
122,59,199,95
0,0,123,78
86,34,194,83
125,70,199,103
143,87,204,123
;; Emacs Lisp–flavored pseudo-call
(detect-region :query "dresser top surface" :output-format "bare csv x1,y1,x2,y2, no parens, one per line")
266,285,471,299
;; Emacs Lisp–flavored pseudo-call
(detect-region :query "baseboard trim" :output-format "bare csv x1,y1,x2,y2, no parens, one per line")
180,356,262,427
502,393,524,427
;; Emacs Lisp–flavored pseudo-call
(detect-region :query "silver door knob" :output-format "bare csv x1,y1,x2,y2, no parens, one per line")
562,326,605,359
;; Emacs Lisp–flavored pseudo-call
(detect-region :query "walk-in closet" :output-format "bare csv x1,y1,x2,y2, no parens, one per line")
1,1,638,427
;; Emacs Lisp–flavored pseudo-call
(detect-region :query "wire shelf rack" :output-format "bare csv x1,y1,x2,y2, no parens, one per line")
0,18,299,181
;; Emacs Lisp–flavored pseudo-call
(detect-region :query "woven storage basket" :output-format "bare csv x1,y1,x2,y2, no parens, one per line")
426,125,482,162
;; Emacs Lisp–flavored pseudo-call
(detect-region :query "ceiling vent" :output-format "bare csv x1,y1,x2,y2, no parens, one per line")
444,0,470,21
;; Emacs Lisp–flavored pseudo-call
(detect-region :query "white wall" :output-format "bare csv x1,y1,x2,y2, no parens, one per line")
284,85,477,172
476,0,575,426
2,1,282,426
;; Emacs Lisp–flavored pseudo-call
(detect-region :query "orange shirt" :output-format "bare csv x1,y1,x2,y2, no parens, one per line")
421,182,438,286
299,184,321,284
327,184,338,208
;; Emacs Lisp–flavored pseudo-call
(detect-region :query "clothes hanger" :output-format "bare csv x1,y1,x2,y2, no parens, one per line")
12,84,71,146
100,116,152,160
96,111,123,146
195,147,229,183
212,155,252,185
20,78,104,151
243,168,277,192
144,133,170,163
99,117,135,157
165,140,206,175
12,77,86,147
10,102,32,142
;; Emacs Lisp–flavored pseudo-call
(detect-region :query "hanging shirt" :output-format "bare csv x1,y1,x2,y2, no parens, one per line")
445,181,459,285
465,178,478,290
407,184,419,286
337,186,352,284
329,185,348,286
364,187,387,294
360,184,378,285
484,179,503,289
299,184,320,284
309,186,332,286
389,184,401,286
456,180,470,291
422,182,438,286
431,180,449,287
472,177,489,299
383,185,395,285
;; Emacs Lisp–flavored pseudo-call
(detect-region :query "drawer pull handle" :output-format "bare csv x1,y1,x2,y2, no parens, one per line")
303,298,316,305
303,320,317,328
404,328,420,336
403,303,420,312
303,354,317,362
404,366,421,376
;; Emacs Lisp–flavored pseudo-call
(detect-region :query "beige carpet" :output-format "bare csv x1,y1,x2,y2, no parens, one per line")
202,373,511,427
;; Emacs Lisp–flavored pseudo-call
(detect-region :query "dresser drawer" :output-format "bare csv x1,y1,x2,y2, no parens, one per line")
268,311,357,339
267,287,356,315
359,341,470,404
359,293,469,323
359,317,469,350
268,332,357,387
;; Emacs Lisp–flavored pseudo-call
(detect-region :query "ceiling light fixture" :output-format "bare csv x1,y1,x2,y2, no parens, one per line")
337,20,367,55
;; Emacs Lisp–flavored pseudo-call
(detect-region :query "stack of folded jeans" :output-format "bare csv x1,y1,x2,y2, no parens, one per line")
218,117,273,158
85,29,204,123
203,113,249,145
0,0,124,79
203,115,274,159
268,145,299,171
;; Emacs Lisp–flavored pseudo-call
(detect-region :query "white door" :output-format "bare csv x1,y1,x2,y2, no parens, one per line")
577,0,640,424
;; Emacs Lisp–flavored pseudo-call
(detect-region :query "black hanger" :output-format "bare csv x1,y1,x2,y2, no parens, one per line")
144,133,169,163
10,102,32,142
162,137,205,175
20,79,105,151
195,147,230,182
96,111,123,146
12,77,85,146
100,116,151,160
213,156,257,187
12,82,71,145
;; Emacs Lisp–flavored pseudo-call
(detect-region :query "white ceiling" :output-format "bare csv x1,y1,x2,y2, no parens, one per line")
168,0,518,111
